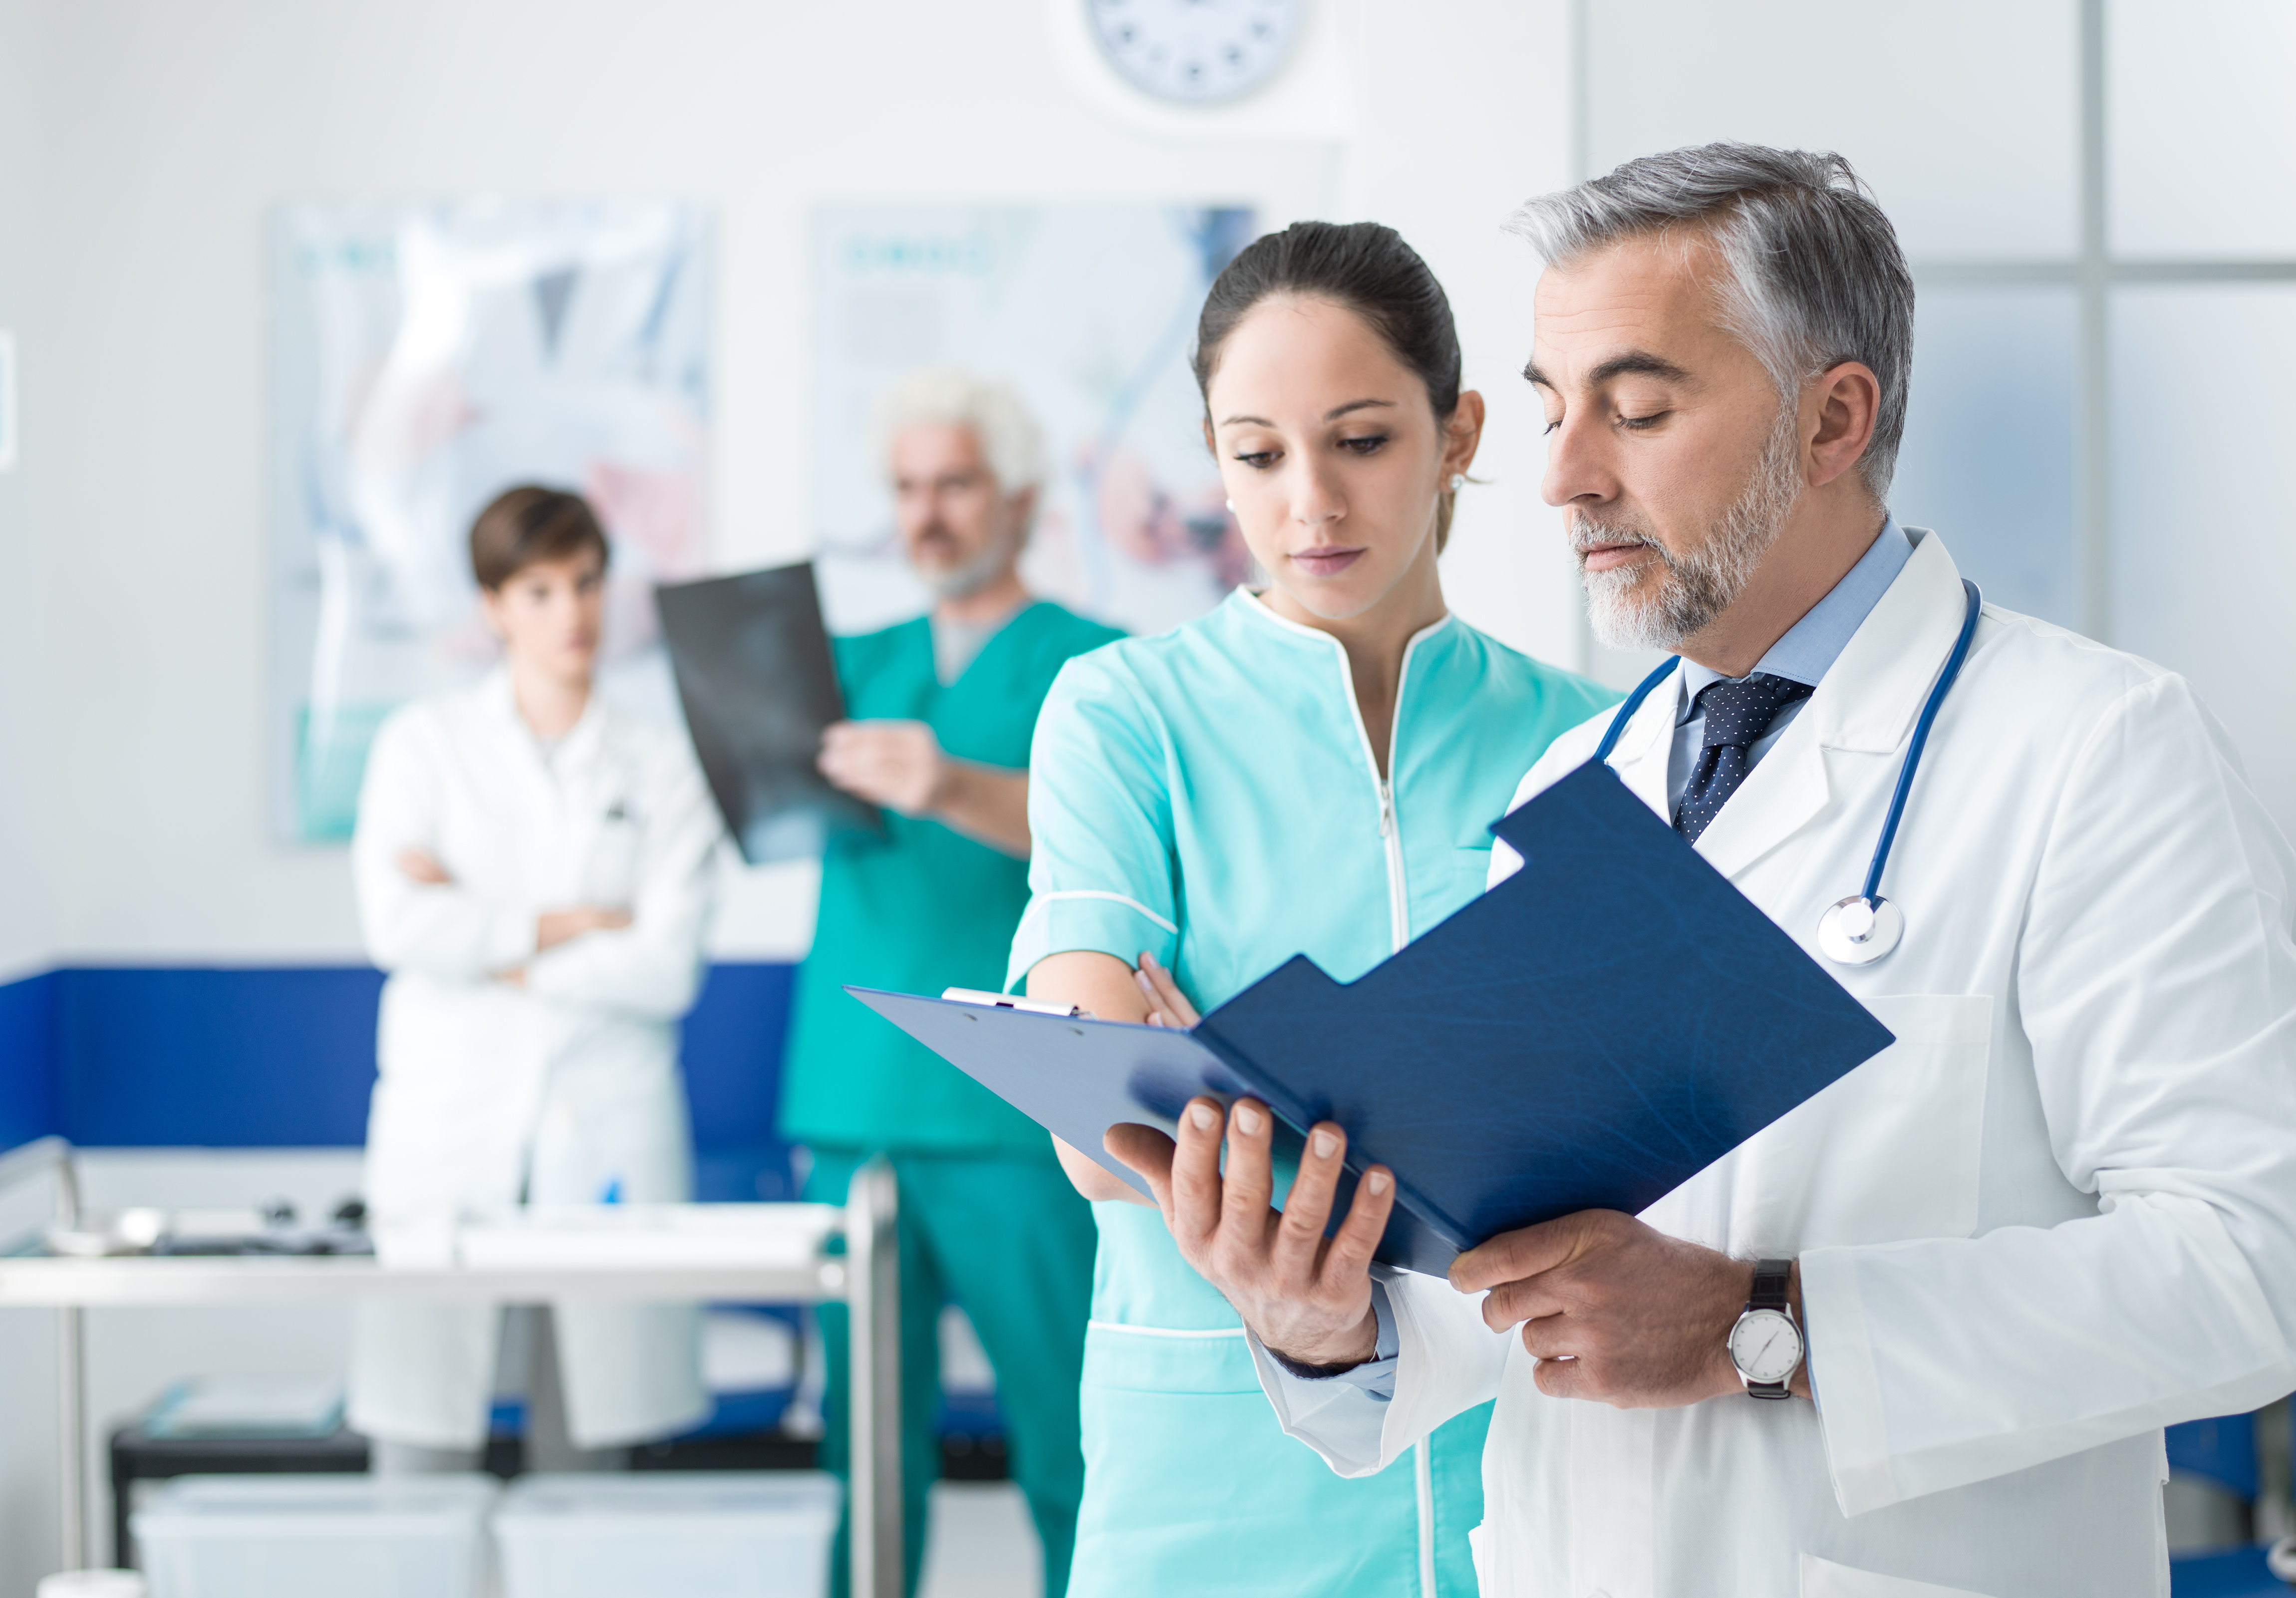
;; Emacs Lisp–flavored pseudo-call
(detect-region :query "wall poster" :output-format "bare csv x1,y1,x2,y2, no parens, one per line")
270,199,710,843
812,204,1256,640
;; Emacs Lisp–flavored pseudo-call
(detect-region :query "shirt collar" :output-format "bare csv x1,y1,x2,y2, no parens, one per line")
1678,515,1913,716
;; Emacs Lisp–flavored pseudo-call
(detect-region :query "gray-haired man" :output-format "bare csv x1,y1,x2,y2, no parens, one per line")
783,368,1123,1597
1109,146,2296,1594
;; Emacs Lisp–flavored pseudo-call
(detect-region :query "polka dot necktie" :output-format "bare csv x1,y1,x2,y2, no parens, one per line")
1673,673,1814,844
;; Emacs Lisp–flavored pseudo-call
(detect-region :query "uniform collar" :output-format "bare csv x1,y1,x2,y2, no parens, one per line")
1228,586,1456,656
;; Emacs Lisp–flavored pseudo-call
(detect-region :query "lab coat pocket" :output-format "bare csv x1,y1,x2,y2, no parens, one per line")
1644,994,1992,1253
1799,1551,2001,1598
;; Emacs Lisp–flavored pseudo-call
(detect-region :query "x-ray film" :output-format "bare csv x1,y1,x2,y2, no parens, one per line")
657,563,881,863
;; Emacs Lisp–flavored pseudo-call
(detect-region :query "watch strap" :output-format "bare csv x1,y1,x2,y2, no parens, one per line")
1741,1258,1797,1400
1749,1258,1792,1313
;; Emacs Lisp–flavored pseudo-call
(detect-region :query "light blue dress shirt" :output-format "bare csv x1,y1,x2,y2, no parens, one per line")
1269,518,1913,1429
1665,519,1913,812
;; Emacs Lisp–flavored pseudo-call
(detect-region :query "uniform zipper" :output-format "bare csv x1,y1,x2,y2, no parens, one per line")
1376,775,1406,955
1342,631,1429,958
1415,1440,1437,1596
1338,622,1441,1592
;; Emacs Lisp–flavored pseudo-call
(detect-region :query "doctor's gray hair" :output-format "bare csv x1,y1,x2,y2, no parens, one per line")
873,366,1047,498
1506,143,1914,499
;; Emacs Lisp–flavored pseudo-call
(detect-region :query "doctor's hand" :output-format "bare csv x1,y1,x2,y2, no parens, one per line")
818,720,948,816
1449,1211,1801,1407
1107,1094,1389,1369
397,848,453,885
535,906,632,952
818,719,1033,858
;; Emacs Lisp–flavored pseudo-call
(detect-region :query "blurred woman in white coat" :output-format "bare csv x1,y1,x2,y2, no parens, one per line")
348,486,723,1473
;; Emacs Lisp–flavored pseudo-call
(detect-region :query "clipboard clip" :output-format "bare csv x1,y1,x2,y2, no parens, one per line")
942,987,1083,1019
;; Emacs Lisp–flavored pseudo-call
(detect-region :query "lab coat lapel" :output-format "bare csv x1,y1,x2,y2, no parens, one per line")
554,689,611,779
1693,532,1971,883
1604,666,1678,819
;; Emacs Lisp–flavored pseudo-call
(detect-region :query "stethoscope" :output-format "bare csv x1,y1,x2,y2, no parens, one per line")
1591,579,1983,966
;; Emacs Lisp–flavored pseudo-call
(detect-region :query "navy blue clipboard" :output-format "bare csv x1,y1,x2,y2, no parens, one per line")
849,760,1897,1276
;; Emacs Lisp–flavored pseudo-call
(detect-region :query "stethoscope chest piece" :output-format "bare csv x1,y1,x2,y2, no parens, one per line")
1818,895,1903,965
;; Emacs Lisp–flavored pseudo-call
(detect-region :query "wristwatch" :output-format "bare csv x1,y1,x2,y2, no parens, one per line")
1727,1258,1803,1400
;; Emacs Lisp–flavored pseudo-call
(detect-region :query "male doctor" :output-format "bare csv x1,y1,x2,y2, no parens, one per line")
1111,144,2296,1596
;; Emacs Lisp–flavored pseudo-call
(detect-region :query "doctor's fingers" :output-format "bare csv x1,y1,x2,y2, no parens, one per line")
1476,1272,1577,1334
1450,1209,1615,1298
1316,1161,1395,1290
1266,1121,1350,1277
1515,1309,1602,1365
1216,1099,1280,1232
1525,1342,1598,1402
1102,1122,1179,1210
1164,1098,1232,1251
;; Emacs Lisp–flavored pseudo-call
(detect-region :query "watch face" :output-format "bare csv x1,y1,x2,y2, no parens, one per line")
1729,1308,1803,1385
1088,0,1304,104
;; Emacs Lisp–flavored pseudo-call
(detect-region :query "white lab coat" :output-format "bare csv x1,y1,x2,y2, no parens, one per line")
345,669,723,1450
1255,531,2296,1597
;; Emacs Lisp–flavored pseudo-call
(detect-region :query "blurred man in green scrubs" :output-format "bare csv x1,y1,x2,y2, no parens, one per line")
783,368,1122,1598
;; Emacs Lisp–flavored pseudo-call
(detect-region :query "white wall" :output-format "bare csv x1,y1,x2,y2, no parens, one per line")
0,0,57,982
0,0,1585,972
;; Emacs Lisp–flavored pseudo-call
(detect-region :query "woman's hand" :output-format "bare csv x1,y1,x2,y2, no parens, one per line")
397,848,453,885
536,906,632,951
1107,1094,1391,1368
1134,951,1200,1028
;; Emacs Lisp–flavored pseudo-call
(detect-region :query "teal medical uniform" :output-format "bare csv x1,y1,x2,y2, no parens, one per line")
1008,589,1615,1598
781,600,1124,1598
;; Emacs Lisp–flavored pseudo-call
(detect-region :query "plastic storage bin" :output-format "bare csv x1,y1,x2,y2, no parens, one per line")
130,1473,495,1598
494,1471,842,1598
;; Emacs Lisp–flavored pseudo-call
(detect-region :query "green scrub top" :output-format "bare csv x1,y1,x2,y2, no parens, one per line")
1011,588,1616,1598
780,599,1125,1156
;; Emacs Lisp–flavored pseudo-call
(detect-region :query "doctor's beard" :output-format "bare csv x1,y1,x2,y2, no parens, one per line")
912,519,1026,600
1574,411,1804,653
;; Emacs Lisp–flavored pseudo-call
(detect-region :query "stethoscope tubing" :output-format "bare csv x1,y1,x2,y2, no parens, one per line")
1586,576,1986,906
1858,579,1982,906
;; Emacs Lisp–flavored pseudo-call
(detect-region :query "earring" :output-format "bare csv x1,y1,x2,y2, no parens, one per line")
1448,474,1465,493
1225,499,1236,512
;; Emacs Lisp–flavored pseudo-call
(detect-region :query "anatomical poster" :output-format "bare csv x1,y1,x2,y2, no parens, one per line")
270,199,710,842
812,204,1255,640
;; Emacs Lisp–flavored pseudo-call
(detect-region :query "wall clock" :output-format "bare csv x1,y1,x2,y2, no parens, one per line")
1087,0,1307,104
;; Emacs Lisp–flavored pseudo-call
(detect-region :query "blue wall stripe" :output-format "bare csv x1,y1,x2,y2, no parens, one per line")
0,970,59,1150
56,967,387,1147
0,964,795,1196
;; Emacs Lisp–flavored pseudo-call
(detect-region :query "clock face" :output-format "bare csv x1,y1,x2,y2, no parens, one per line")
1088,0,1305,104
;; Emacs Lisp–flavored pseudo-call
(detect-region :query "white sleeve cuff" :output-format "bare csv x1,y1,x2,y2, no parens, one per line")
1245,1285,1398,1478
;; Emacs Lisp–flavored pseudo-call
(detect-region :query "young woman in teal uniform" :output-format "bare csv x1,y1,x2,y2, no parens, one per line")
1008,223,1617,1596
